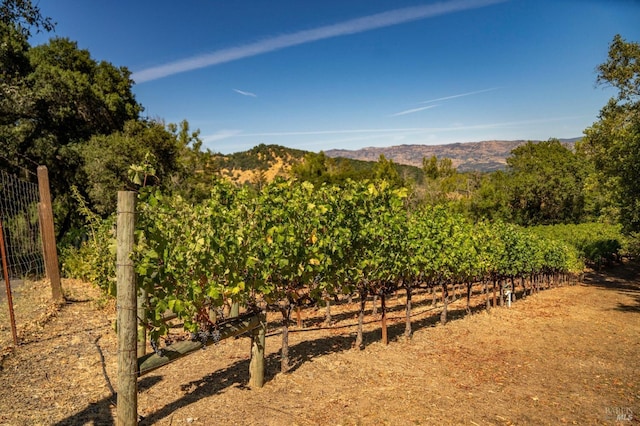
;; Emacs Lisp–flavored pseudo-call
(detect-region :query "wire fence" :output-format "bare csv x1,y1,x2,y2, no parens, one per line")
0,169,45,281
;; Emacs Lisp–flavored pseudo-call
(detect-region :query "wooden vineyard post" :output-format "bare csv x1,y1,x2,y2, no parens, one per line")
0,221,18,346
37,166,63,303
116,191,137,426
249,312,266,388
230,301,240,318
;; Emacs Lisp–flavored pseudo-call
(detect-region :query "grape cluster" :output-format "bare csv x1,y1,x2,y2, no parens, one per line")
150,338,164,357
190,327,221,348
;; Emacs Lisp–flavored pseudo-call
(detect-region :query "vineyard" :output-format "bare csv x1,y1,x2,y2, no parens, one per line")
17,176,626,424
0,177,633,424
125,178,622,375
1,4,638,423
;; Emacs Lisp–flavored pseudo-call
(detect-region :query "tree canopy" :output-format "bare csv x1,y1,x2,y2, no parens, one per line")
506,139,587,225
0,9,217,237
0,0,54,37
581,34,640,233
467,140,589,226
0,29,143,233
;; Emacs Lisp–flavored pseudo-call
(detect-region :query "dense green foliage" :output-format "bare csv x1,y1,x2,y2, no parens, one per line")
80,119,204,215
126,179,584,360
59,187,116,294
528,222,624,266
423,155,455,180
290,151,366,185
290,151,423,187
506,140,588,225
1,8,214,238
580,35,640,234
467,139,590,225
0,21,141,233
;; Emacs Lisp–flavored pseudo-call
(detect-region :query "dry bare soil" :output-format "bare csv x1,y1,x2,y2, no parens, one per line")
0,263,638,425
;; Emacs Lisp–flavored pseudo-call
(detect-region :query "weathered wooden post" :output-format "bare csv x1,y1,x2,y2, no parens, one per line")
249,312,266,388
116,191,137,426
230,301,240,318
36,166,63,303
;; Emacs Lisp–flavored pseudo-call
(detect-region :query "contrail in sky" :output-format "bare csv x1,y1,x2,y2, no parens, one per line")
233,89,257,97
390,104,439,117
133,0,507,83
390,87,499,116
202,115,585,143
420,87,500,104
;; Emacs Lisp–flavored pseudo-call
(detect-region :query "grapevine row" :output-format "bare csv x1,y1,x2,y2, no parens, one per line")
131,179,616,372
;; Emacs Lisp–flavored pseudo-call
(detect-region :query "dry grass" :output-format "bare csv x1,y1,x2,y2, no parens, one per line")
0,263,638,425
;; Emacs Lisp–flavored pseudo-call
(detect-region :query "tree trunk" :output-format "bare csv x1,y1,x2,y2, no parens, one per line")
510,277,515,302
440,283,449,325
532,275,536,295
324,294,332,326
485,280,490,310
466,282,472,314
492,278,497,308
296,306,302,328
280,305,291,373
371,294,378,316
355,289,367,350
405,283,412,339
380,292,388,345
431,285,438,307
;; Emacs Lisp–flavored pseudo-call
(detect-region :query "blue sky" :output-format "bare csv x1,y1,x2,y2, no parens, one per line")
31,0,639,154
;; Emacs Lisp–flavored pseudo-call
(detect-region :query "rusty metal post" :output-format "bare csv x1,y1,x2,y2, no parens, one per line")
0,221,18,346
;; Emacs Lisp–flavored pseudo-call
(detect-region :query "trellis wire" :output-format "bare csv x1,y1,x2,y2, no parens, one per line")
0,169,45,280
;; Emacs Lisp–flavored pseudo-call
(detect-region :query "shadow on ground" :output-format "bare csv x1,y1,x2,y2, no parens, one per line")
55,260,640,425
581,260,640,313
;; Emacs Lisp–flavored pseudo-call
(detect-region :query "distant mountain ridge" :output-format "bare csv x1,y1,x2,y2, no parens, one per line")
325,138,581,172
214,138,582,185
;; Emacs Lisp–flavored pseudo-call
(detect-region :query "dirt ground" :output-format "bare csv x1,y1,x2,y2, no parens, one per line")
0,263,638,426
